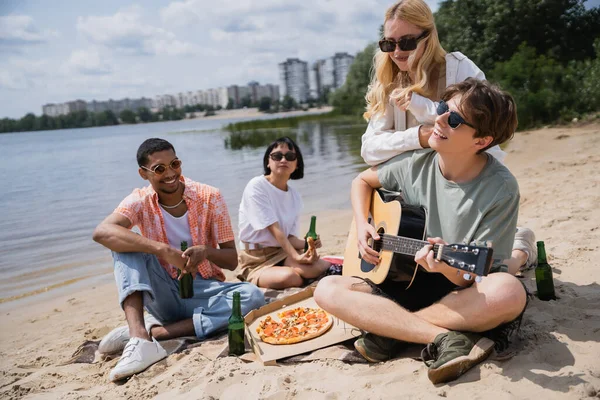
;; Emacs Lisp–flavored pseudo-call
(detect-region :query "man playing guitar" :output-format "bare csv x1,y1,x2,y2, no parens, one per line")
314,78,528,384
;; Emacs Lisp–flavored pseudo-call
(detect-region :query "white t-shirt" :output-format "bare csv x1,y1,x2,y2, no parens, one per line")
238,175,303,247
160,206,193,263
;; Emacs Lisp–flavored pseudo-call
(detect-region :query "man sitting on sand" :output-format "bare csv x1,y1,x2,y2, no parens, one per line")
93,138,265,382
315,79,529,384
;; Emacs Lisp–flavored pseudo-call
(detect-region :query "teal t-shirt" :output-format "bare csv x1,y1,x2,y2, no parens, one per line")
377,149,519,270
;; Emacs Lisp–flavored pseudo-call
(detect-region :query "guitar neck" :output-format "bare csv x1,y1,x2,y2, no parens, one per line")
379,234,438,257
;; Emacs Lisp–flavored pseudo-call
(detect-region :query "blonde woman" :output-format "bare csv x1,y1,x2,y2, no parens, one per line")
361,0,536,274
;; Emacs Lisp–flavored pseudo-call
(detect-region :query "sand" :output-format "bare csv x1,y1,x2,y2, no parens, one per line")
1,122,599,399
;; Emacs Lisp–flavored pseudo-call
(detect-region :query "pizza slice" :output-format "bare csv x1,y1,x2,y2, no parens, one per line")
306,236,317,258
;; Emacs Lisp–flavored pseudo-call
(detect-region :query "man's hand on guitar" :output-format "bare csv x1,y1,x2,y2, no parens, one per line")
357,221,381,265
415,237,448,273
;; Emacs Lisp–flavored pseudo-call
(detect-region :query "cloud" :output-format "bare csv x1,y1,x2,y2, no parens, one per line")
76,6,197,56
0,15,58,50
65,49,113,75
159,0,439,62
0,69,30,90
0,57,51,90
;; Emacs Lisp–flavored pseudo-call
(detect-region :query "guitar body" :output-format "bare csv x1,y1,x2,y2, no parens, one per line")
343,190,426,284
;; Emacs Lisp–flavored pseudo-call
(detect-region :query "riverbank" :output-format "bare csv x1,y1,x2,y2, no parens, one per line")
193,106,334,122
1,122,599,398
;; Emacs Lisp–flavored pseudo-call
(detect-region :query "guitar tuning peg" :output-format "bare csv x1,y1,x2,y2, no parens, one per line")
463,273,472,280
475,276,483,283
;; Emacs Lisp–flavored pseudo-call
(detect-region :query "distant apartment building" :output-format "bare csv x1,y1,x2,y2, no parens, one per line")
154,94,177,110
226,82,279,107
42,103,69,117
42,83,279,116
86,97,153,114
310,52,355,100
165,87,229,109
332,52,354,89
279,58,310,103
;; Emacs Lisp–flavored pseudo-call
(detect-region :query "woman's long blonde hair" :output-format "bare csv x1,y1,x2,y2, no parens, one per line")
364,0,446,120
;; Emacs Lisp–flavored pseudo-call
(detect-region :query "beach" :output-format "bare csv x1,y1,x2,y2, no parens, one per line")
1,121,599,399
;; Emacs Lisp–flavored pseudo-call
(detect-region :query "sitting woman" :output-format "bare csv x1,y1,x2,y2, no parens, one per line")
237,137,331,289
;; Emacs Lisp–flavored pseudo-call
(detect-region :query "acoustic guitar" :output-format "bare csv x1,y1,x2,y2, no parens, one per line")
343,190,494,284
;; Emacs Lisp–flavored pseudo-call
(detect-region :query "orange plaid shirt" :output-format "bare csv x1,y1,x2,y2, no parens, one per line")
114,176,234,281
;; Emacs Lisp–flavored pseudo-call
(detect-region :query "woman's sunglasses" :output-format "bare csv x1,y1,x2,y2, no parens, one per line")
437,100,475,129
141,159,182,175
378,31,429,52
269,152,298,162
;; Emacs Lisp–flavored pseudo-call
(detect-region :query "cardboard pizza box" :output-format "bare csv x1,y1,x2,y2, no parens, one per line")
244,286,360,365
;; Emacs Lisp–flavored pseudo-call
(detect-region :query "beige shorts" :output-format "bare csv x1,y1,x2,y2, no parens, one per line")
237,247,290,285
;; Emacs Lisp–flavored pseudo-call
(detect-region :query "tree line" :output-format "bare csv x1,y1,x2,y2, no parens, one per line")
0,105,223,134
331,0,600,129
0,95,302,134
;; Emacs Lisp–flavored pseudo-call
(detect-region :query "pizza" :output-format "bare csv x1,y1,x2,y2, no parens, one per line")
306,236,316,258
256,307,333,345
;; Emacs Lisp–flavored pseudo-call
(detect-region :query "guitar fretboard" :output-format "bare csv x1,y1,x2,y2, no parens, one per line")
379,234,440,256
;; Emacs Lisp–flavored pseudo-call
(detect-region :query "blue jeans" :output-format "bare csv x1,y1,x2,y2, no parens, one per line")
112,251,265,339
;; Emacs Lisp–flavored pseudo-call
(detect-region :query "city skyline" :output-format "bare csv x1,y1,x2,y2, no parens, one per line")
0,0,441,119
40,48,357,117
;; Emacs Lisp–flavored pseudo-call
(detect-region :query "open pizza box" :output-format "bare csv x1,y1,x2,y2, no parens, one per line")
244,286,360,365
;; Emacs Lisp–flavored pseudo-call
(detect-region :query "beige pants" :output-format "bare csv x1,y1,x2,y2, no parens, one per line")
237,247,290,285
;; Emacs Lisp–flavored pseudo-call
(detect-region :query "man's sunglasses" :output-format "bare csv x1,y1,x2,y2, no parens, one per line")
141,159,182,175
269,152,298,162
378,31,429,52
436,100,475,129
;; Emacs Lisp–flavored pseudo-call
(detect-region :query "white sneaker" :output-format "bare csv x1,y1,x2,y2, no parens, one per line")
109,337,168,382
99,314,162,355
514,227,537,270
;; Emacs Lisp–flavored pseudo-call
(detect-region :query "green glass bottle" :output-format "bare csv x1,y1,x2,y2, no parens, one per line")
535,241,556,301
179,241,194,299
304,215,318,252
228,292,245,356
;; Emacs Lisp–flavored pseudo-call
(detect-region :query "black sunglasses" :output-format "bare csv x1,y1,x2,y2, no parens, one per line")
379,31,429,52
141,158,182,175
436,100,475,129
269,152,298,162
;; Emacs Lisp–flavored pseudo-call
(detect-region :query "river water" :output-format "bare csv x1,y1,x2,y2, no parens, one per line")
0,113,366,304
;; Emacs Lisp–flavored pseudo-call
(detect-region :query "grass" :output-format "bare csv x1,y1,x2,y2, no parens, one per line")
224,129,297,150
223,111,363,132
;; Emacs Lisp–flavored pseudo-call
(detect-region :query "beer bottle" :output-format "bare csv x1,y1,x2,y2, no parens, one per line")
179,241,194,299
535,241,556,301
304,215,318,252
228,291,245,356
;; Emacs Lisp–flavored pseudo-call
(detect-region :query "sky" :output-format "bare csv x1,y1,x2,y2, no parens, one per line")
0,0,598,119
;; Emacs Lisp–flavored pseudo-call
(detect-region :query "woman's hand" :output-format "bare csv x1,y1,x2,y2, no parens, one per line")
356,221,380,265
414,237,448,273
394,91,412,111
295,249,320,264
313,235,322,249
